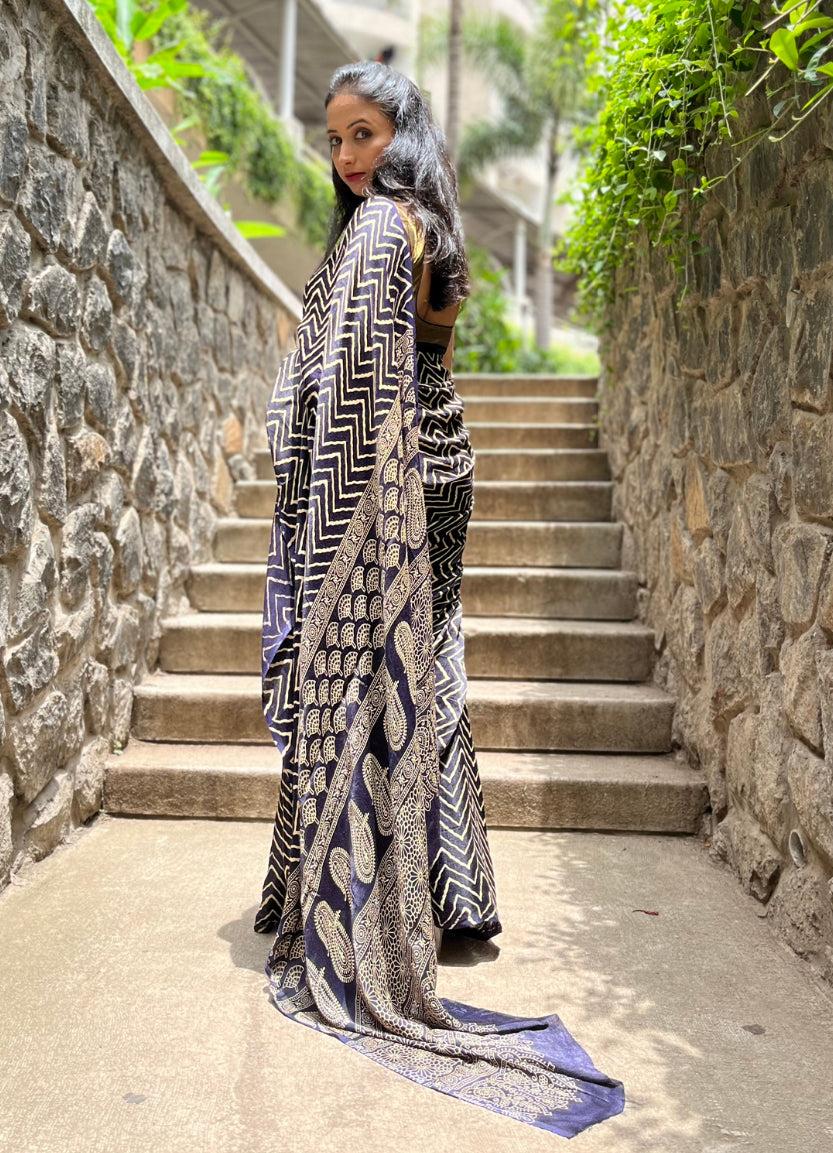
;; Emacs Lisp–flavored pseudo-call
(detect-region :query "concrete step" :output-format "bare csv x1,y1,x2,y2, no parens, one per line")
104,741,707,833
159,613,654,681
473,449,610,482
235,479,613,522
188,563,639,620
213,518,623,568
462,567,638,620
454,373,598,399
462,397,597,424
132,674,674,753
473,482,611,522
463,521,622,568
254,446,610,483
468,423,598,450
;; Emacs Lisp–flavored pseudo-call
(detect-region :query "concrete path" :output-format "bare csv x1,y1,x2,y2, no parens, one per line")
1,818,832,1153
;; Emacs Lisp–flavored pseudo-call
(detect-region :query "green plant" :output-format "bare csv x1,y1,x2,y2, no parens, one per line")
420,1,600,349
455,248,599,374
88,0,206,89
562,1,833,324
87,0,334,248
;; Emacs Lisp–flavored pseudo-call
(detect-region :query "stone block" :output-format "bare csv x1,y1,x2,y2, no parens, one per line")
55,341,85,429
736,295,768,381
111,317,139,386
7,689,68,802
708,384,755,469
81,275,112,352
768,863,833,982
744,474,775,571
725,505,758,609
0,565,9,647
712,808,782,901
211,453,233,515
174,322,201,385
112,159,143,240
0,112,28,203
768,440,793,516
92,469,124,531
0,212,31,327
782,626,827,753
2,617,59,711
706,467,736,553
755,569,784,668
818,650,833,770
795,162,833,273
86,114,114,200
21,771,73,862
706,607,746,719
72,190,108,270
222,414,244,456
82,658,110,735
751,325,791,454
684,456,711,541
24,262,80,337
100,603,140,671
85,360,116,431
773,522,833,628
46,80,88,163
103,229,134,304
788,741,833,864
726,709,757,807
667,583,704,687
213,313,231,371
793,412,833,520
73,736,109,822
789,284,833,412
65,430,109,500
18,148,69,251
754,674,793,844
758,206,795,308
206,249,227,310
91,531,114,594
23,31,47,140
11,519,56,637
696,218,723,300
110,400,137,474
55,596,95,663
111,678,133,745
693,537,725,616
0,772,12,884
60,502,97,608
0,409,33,557
114,506,143,595
4,324,55,430
131,430,157,511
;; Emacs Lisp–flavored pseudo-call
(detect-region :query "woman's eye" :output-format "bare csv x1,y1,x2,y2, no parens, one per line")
328,137,340,149
356,129,371,140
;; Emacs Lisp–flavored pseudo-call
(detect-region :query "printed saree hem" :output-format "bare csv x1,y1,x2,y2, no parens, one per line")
257,195,624,1137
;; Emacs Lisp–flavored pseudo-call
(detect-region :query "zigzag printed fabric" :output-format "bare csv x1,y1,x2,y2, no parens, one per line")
255,196,624,1136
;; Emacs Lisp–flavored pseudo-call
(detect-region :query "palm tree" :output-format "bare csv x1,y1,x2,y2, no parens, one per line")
446,0,463,167
424,1,599,348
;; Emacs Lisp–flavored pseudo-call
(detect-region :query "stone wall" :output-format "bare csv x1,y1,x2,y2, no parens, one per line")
601,94,833,981
0,0,298,884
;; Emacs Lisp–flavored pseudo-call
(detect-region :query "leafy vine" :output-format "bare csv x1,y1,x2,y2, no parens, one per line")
563,0,833,323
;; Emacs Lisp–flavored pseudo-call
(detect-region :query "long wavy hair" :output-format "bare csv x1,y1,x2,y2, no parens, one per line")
325,62,469,311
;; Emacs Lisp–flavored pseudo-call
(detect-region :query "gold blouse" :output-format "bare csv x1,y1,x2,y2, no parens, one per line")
399,209,458,361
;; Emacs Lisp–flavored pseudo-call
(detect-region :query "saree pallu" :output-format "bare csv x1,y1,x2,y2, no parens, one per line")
255,196,624,1137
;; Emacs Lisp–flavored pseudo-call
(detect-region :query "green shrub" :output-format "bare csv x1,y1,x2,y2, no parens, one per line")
455,248,599,374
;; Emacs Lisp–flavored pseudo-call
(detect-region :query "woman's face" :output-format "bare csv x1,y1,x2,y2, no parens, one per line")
326,92,395,197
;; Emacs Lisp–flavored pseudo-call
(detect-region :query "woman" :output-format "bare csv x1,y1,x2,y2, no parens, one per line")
255,61,624,1137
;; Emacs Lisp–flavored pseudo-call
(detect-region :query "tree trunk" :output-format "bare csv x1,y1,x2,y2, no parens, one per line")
446,0,463,168
534,118,560,350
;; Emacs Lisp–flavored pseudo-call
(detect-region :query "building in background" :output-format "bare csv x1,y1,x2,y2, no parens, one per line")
194,0,581,333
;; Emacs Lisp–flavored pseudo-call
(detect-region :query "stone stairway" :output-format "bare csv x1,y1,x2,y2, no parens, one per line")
105,374,708,832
